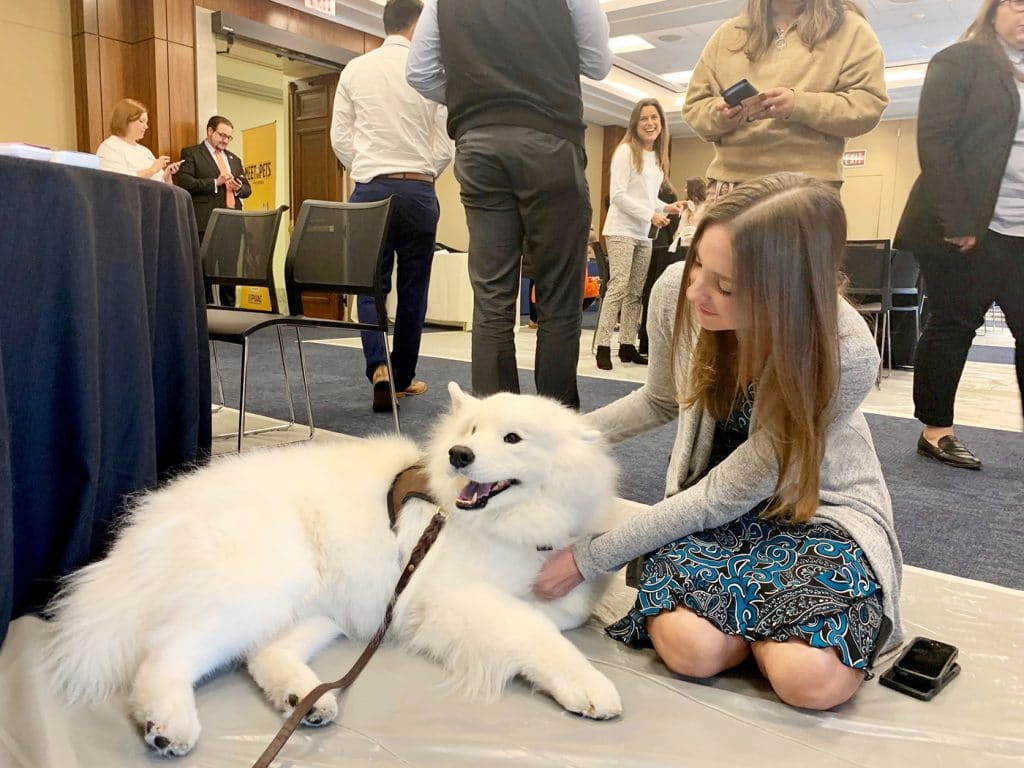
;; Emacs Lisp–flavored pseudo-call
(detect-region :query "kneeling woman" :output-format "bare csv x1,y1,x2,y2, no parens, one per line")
535,173,903,710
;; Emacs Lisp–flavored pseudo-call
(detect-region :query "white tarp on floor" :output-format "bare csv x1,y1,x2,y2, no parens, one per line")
0,566,1020,767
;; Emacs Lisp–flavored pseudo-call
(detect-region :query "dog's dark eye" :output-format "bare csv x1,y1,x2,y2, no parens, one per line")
503,433,522,444
471,426,476,435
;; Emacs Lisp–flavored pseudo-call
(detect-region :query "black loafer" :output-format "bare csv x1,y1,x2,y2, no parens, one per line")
917,433,981,470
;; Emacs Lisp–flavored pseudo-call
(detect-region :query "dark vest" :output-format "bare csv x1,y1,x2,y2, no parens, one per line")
437,0,584,145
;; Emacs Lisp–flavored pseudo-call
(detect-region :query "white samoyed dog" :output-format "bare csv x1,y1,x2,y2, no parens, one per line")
45,383,626,757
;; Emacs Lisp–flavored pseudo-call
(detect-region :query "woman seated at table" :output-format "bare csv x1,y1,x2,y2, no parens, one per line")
96,98,179,183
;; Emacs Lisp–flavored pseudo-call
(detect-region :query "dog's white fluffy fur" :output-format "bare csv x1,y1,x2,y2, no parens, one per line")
45,384,625,757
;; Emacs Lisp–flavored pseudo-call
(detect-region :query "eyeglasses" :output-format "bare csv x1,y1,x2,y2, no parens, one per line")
1002,0,1024,11
213,130,234,143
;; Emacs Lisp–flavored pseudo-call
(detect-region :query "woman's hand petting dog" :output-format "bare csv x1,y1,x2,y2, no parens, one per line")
533,547,584,599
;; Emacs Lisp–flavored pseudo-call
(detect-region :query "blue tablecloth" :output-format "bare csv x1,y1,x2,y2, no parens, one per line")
0,156,212,647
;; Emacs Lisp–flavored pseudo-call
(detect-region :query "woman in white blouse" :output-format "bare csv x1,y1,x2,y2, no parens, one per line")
597,98,682,370
95,99,180,183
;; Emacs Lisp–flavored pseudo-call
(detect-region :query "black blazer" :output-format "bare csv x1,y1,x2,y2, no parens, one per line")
895,40,1020,256
176,142,252,234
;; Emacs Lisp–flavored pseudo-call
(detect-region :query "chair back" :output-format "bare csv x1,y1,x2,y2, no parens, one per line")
591,240,610,298
843,239,892,310
200,206,288,312
284,198,393,325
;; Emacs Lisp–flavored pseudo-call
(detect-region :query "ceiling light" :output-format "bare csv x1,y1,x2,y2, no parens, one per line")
885,65,927,86
605,79,650,99
609,35,655,54
662,70,693,84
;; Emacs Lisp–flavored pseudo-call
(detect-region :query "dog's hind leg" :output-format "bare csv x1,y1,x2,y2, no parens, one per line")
129,647,209,757
247,615,342,727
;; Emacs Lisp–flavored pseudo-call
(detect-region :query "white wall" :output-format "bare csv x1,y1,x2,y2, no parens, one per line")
0,0,76,149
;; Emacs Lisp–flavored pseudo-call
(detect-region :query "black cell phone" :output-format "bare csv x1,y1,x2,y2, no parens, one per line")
893,637,959,683
880,662,960,701
722,78,760,108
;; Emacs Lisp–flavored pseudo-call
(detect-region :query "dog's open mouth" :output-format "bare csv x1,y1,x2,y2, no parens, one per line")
455,479,519,510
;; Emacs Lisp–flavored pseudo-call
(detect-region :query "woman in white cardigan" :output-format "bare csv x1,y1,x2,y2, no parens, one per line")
95,99,179,183
537,174,903,711
596,98,683,370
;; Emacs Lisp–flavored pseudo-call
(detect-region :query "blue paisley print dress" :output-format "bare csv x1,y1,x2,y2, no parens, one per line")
606,393,885,672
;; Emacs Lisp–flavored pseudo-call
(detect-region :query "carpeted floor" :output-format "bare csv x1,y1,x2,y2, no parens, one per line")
210,326,1024,591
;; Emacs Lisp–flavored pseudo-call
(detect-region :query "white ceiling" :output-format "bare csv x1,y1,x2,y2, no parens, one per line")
284,0,981,134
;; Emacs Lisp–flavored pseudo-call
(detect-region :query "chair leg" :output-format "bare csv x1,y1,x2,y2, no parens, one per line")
210,341,226,412
871,313,881,388
237,338,250,452
381,330,401,435
880,309,888,376
276,326,297,428
294,326,315,441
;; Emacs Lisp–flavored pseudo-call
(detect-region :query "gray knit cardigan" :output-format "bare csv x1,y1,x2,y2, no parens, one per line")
575,263,904,652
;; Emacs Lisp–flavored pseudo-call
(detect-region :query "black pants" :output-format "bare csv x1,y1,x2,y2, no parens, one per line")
454,125,590,409
913,230,1024,427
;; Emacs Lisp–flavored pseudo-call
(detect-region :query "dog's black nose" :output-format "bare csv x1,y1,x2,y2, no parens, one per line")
449,445,475,469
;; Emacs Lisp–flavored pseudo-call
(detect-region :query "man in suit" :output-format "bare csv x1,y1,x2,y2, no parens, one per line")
177,115,252,305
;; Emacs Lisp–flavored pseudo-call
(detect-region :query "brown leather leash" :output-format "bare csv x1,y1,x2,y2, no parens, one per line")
250,487,446,768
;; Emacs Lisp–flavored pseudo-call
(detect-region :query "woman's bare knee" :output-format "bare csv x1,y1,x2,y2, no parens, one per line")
647,608,749,678
753,639,863,710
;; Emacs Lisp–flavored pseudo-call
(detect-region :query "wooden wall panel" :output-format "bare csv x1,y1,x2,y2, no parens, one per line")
72,33,103,152
96,0,140,42
98,35,136,122
166,0,195,46
167,42,197,159
71,0,98,36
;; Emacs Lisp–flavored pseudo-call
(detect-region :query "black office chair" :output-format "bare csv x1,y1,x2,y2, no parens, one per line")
202,206,308,450
842,239,892,387
284,198,400,434
890,248,924,341
590,239,610,354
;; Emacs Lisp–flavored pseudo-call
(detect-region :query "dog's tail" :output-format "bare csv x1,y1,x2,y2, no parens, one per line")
43,555,147,702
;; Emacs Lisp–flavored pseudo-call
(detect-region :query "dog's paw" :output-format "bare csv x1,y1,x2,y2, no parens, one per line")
284,691,338,727
142,715,201,758
550,670,622,720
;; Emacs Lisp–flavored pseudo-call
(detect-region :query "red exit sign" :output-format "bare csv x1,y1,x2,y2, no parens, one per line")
842,149,867,168
305,0,336,14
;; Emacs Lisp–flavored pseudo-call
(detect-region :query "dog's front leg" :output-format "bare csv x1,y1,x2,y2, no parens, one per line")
247,615,343,727
406,586,621,719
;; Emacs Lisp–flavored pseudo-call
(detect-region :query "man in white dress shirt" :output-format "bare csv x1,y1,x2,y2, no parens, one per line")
331,0,453,413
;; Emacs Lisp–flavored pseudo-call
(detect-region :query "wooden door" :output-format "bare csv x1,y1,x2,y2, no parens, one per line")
840,175,884,240
289,72,346,319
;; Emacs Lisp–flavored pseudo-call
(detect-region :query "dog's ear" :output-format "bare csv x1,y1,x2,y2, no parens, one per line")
447,381,476,410
580,428,604,443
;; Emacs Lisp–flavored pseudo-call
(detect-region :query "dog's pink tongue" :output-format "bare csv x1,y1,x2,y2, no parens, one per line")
458,480,492,502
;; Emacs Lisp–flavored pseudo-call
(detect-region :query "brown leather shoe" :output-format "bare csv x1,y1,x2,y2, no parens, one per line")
397,380,428,398
371,365,396,413
917,432,981,470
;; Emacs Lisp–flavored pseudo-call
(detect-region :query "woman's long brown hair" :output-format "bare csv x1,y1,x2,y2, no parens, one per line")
672,173,846,523
738,0,865,61
961,0,1024,82
621,98,671,175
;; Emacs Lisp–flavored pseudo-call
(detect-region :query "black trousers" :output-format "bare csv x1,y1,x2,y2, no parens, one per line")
913,230,1024,427
454,125,590,409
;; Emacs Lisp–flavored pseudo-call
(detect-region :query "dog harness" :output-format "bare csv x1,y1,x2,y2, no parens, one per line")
386,462,437,528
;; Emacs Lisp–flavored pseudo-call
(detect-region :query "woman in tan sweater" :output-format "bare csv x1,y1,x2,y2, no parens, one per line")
682,0,888,190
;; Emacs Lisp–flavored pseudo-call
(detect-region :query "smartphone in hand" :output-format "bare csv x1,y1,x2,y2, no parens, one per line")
722,79,761,109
